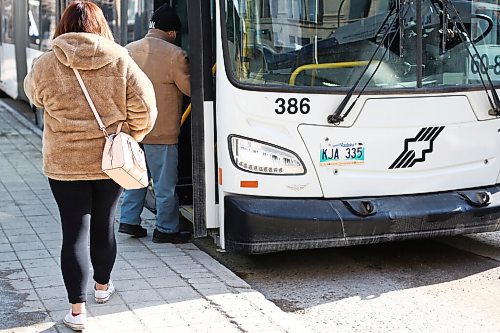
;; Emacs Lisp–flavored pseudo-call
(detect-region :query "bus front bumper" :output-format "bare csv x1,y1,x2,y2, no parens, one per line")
224,185,500,253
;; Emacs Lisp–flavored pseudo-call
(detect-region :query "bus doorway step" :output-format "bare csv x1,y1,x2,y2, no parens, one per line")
180,205,194,223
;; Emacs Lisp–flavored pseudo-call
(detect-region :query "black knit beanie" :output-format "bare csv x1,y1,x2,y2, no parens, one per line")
149,4,182,32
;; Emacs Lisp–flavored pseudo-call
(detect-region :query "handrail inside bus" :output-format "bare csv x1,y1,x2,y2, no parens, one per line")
289,61,371,86
181,64,217,125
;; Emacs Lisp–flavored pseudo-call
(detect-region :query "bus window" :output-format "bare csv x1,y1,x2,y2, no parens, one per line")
28,0,57,51
421,0,500,87
2,0,13,43
223,0,500,90
126,0,154,43
94,0,120,42
224,0,412,88
285,0,324,23
40,1,56,50
28,0,41,47
171,0,189,51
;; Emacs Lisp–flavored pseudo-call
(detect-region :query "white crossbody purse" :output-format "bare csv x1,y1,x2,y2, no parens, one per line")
73,68,148,189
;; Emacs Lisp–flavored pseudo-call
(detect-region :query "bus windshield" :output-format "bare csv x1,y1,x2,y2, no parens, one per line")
224,0,500,89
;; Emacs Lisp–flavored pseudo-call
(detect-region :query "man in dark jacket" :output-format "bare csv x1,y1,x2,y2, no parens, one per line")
119,4,191,243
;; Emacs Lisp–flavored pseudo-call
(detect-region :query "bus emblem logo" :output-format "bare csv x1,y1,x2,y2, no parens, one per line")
389,126,445,169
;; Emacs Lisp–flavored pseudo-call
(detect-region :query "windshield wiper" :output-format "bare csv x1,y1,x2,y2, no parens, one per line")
328,1,408,124
440,0,500,116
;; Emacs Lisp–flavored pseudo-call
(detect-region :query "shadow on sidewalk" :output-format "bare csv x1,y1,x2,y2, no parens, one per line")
0,270,48,331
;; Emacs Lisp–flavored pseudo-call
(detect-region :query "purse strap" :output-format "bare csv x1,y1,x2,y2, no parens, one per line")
72,68,109,138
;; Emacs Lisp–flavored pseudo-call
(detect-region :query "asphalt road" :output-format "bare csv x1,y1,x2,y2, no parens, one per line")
195,232,500,333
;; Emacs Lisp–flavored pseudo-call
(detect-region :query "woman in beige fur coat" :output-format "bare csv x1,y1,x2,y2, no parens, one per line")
23,1,157,330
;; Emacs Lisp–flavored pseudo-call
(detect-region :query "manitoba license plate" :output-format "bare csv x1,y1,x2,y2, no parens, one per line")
320,142,364,166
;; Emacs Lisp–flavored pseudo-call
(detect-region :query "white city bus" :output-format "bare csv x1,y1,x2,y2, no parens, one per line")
195,0,500,252
4,0,500,253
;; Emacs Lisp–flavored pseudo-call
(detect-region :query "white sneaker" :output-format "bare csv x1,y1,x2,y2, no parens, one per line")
94,280,115,304
63,310,86,331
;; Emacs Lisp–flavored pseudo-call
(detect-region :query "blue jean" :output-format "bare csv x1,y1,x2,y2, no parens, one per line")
120,144,179,233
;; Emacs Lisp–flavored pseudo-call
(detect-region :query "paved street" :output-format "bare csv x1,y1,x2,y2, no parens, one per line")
198,234,500,333
0,101,304,333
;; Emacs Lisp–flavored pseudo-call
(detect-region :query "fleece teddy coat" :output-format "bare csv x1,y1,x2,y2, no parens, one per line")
125,29,190,144
24,32,158,181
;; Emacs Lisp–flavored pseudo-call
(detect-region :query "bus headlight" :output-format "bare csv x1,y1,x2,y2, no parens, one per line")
229,136,305,175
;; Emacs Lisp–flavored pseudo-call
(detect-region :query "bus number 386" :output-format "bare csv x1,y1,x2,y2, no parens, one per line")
275,98,310,114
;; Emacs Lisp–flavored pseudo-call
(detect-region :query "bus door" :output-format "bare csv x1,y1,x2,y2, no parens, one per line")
165,0,218,239
129,0,218,239
143,0,200,233
15,1,29,100
186,0,218,238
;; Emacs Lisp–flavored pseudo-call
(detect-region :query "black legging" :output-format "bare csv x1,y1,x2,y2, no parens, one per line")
49,178,122,304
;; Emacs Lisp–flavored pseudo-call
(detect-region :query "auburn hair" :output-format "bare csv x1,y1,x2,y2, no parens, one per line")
54,1,114,40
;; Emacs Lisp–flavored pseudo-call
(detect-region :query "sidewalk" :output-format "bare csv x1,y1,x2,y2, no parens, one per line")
0,101,304,333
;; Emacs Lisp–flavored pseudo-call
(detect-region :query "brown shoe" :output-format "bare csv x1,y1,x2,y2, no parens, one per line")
152,229,191,244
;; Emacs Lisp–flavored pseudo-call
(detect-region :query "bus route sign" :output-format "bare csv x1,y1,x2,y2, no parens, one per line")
320,142,365,166
467,45,500,81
